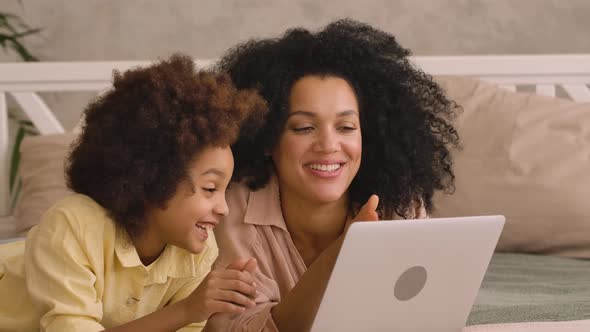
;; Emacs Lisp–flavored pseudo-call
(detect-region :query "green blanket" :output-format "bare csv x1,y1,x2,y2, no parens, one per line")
467,253,590,325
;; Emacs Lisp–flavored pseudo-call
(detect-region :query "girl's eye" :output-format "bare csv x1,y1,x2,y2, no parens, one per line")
202,187,217,193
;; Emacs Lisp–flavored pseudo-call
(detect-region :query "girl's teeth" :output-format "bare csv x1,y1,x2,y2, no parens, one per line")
308,164,341,172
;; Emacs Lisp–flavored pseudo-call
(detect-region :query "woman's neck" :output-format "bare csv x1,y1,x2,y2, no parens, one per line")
279,188,350,267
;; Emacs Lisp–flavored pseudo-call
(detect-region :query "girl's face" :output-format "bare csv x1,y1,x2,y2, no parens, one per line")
272,75,362,205
148,146,234,254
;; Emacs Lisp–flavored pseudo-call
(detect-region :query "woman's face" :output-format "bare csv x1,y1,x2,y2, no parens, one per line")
272,75,362,205
148,146,234,254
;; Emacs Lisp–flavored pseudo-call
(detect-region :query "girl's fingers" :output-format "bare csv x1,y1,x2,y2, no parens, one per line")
211,289,257,309
209,299,247,314
213,278,257,298
212,269,256,285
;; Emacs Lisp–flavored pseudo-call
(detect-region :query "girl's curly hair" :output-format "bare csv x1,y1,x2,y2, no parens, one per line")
66,54,267,236
217,19,460,218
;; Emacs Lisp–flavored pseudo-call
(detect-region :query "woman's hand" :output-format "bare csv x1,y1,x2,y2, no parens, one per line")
345,194,380,232
182,258,258,323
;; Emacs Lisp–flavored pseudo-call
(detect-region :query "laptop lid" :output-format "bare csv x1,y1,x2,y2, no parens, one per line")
310,215,505,332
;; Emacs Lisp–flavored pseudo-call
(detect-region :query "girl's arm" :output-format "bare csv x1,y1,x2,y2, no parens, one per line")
105,260,258,332
26,207,256,332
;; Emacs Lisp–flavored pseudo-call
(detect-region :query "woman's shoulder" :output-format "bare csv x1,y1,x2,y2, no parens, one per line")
214,181,259,264
220,181,254,229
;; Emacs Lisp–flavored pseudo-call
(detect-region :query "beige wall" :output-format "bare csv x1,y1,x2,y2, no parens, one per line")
5,0,590,61
2,0,590,127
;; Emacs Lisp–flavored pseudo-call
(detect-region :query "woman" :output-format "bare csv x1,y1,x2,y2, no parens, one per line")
204,19,460,331
0,54,267,331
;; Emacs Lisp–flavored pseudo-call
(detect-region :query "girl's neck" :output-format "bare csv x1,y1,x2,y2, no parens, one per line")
279,188,350,266
131,225,166,266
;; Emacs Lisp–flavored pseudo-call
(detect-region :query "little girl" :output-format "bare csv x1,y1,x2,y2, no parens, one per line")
0,54,267,331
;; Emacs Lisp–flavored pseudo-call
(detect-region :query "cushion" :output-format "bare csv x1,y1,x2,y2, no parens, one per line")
14,133,76,234
432,76,590,258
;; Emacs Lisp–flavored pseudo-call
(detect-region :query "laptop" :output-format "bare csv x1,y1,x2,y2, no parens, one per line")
310,215,505,332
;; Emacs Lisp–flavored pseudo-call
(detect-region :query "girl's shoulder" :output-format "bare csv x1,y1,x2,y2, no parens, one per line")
30,193,115,246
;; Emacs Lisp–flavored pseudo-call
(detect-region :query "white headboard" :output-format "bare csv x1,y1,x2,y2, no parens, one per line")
1,54,590,222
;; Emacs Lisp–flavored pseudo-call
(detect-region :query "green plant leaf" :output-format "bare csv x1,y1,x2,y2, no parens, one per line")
9,125,26,193
10,178,22,213
0,11,41,62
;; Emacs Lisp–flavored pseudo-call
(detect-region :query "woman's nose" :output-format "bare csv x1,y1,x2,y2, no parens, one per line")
313,129,340,153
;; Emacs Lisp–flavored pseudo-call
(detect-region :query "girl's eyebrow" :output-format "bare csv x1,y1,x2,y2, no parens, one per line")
287,110,359,119
200,168,225,177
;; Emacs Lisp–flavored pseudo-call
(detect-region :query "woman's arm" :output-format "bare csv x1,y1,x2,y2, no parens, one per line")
270,195,380,332
269,235,343,332
203,196,380,332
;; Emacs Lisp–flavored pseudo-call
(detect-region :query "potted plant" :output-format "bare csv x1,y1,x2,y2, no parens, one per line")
0,11,40,61
1,9,40,213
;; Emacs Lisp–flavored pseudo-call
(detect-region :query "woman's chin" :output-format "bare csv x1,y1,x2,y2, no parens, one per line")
307,188,347,204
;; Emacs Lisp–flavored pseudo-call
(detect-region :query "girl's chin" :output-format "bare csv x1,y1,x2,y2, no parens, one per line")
186,243,206,255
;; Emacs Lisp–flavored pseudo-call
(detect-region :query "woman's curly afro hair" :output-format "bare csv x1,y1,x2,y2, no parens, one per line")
217,18,460,218
67,54,267,236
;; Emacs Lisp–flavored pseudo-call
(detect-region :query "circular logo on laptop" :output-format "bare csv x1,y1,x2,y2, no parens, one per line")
394,266,428,301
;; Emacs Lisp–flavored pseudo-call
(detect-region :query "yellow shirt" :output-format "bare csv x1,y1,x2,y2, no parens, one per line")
0,194,218,332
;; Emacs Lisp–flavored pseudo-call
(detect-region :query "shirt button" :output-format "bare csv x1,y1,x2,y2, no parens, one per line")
126,296,139,306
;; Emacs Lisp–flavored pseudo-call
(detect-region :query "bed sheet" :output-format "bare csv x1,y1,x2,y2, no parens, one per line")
465,253,590,331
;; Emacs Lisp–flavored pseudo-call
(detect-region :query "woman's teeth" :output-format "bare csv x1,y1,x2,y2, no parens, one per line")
308,164,341,172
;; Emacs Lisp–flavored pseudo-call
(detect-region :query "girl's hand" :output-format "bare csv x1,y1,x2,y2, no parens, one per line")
182,258,258,323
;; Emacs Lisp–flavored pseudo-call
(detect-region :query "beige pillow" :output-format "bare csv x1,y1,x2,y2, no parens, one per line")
432,76,590,258
15,133,76,234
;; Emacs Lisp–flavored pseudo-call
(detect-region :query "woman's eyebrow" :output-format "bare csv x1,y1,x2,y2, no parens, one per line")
287,110,359,119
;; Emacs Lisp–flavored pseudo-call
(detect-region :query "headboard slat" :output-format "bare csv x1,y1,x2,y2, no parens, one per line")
536,85,556,97
562,85,590,102
499,85,517,92
10,92,65,135
0,92,9,216
1,55,590,231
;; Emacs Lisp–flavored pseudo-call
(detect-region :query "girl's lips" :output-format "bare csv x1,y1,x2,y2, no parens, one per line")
194,221,216,241
195,224,209,241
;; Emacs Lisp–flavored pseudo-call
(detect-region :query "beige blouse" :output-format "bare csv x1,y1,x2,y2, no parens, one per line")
203,177,427,331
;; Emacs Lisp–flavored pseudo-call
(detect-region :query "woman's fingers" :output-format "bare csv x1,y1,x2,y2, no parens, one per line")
354,194,379,222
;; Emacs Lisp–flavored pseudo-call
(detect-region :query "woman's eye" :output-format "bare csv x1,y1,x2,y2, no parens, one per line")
338,126,357,132
292,126,314,133
202,187,217,193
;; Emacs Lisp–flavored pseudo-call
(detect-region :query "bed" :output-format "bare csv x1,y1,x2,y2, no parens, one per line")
1,55,589,331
